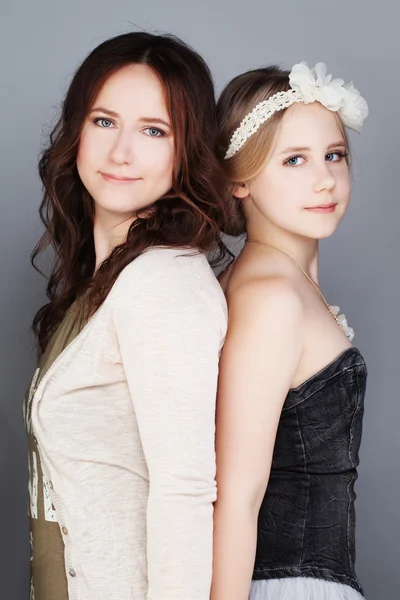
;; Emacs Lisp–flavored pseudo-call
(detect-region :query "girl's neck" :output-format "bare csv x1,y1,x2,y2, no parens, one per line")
245,224,320,282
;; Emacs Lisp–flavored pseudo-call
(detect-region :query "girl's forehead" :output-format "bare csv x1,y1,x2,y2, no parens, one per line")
274,102,345,149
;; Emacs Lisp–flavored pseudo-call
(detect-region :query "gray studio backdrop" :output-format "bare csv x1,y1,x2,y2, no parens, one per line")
1,1,398,598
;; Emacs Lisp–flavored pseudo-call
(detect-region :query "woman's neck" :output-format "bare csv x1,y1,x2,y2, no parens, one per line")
93,210,135,272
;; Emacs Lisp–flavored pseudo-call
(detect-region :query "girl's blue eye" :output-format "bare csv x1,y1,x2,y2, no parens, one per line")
326,152,346,162
286,156,304,166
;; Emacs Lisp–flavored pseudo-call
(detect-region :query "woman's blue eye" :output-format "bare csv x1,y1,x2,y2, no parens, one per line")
94,118,114,128
144,127,164,137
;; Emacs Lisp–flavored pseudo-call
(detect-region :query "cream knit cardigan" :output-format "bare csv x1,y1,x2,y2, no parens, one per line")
30,247,227,600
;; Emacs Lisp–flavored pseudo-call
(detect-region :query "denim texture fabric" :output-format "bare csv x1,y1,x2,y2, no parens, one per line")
253,348,367,595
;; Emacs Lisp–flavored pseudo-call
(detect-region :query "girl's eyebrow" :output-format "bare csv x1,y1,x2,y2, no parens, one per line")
278,141,347,155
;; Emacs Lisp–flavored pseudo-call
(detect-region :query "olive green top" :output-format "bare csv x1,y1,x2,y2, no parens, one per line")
24,304,86,600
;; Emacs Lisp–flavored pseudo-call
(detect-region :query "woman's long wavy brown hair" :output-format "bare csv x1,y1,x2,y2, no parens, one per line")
32,32,235,353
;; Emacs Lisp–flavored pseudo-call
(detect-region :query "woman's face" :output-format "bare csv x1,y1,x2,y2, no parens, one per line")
77,64,175,223
244,101,351,240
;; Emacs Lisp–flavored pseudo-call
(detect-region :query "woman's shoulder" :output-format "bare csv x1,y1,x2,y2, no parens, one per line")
112,247,227,319
117,247,219,285
127,246,211,272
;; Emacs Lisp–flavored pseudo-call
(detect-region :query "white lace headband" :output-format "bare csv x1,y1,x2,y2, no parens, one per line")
224,62,369,160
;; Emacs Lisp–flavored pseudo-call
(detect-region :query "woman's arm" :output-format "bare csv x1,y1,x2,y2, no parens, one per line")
211,277,304,600
113,251,226,600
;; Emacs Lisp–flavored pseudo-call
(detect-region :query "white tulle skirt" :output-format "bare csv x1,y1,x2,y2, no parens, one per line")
249,578,365,600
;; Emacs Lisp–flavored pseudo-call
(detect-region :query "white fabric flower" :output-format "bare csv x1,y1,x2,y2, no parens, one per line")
339,82,369,133
289,62,368,132
289,62,318,101
329,305,355,341
290,62,346,110
314,63,346,111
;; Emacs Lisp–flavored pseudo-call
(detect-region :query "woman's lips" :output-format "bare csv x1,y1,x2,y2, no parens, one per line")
305,203,337,214
100,173,140,185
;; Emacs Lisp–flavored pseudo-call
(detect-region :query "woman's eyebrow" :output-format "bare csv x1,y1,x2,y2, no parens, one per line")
138,117,172,128
89,107,119,117
88,109,171,129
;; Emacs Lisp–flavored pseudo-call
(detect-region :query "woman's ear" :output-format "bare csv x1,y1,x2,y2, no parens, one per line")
233,182,250,199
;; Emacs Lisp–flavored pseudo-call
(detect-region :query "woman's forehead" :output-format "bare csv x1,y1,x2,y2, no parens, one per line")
93,64,170,121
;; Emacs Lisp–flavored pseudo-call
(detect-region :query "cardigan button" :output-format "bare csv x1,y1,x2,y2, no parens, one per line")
69,568,76,578
62,526,69,535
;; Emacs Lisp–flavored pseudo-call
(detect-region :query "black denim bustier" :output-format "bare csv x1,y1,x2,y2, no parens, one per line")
253,348,367,595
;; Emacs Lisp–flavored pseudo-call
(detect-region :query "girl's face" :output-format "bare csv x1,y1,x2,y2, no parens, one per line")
243,101,351,240
77,64,175,223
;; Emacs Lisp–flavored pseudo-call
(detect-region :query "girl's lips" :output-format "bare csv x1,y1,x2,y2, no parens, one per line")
305,204,337,214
